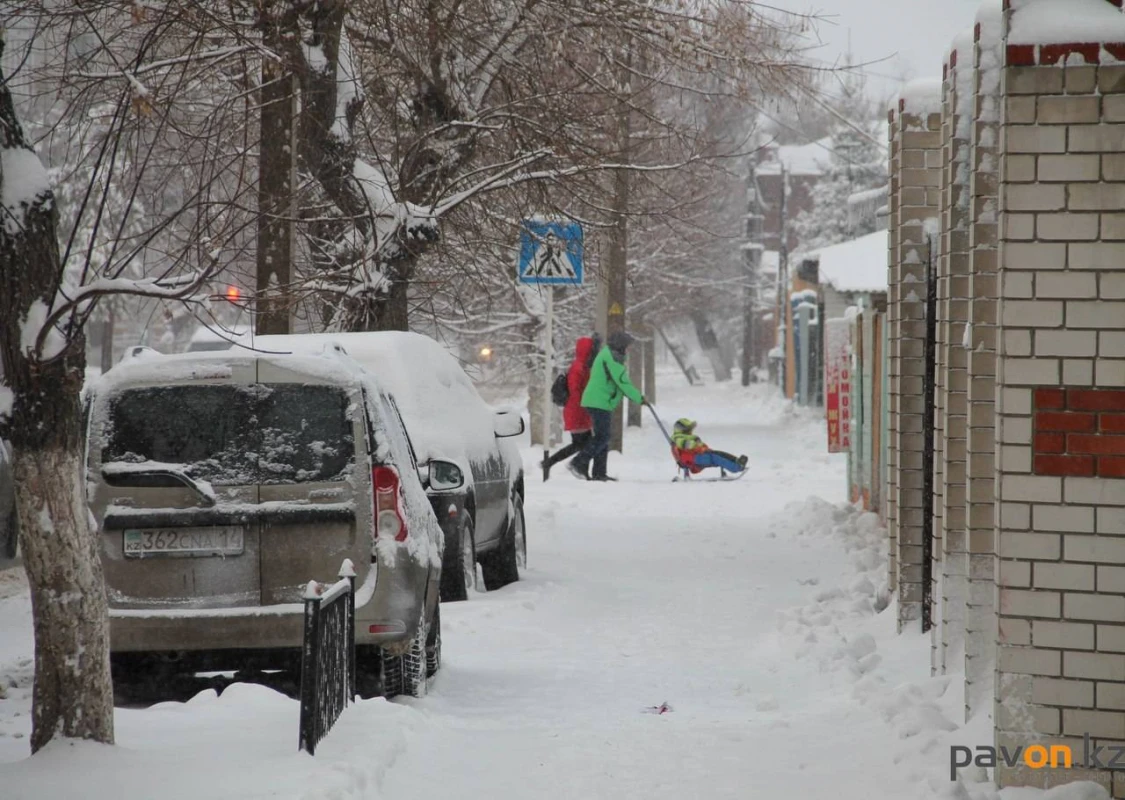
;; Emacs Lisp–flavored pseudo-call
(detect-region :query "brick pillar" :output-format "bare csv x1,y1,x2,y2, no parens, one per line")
965,4,1003,723
887,108,900,593
892,82,943,631
932,60,951,675
994,8,1125,795
940,35,975,678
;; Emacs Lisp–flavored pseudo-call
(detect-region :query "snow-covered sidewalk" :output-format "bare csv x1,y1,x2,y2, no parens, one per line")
0,378,1097,799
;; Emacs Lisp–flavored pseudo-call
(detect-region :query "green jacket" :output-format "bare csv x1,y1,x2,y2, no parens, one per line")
581,346,643,411
672,431,702,451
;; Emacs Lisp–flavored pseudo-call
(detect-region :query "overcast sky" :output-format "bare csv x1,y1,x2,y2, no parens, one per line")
771,0,986,103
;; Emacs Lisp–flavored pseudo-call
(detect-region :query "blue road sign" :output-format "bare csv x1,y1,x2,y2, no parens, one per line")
518,220,584,285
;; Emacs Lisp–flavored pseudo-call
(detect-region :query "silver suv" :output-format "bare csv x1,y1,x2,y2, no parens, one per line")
85,346,445,698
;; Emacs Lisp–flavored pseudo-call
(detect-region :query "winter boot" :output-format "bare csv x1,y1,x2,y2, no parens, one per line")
567,461,588,480
737,455,748,469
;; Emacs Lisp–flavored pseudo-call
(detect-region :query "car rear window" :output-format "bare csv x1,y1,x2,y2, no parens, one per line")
103,384,354,485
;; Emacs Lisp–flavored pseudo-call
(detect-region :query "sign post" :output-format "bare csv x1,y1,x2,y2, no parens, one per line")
518,219,584,447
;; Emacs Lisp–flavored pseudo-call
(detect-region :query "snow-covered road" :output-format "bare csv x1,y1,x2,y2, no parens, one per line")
0,378,1022,800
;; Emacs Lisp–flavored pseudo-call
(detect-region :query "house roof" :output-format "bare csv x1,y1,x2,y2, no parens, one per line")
805,230,888,294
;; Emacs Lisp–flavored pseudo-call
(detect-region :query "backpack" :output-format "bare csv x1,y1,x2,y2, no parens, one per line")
550,372,569,406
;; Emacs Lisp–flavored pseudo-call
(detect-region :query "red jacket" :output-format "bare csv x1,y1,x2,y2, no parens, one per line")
563,337,596,432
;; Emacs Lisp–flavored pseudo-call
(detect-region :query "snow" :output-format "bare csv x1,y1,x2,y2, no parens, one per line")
804,230,889,294
1007,0,1125,47
0,145,52,233
756,136,832,176
18,298,67,362
901,78,944,114
252,331,510,471
0,375,1107,800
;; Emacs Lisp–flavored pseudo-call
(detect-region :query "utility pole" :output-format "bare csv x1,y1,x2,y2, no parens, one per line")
600,41,632,453
741,163,763,386
255,7,296,336
777,162,790,395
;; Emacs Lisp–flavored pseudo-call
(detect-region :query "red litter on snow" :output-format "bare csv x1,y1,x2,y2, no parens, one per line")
644,702,672,714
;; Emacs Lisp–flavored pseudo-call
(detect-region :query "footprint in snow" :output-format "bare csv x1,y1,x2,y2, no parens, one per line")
797,577,819,586
755,696,780,711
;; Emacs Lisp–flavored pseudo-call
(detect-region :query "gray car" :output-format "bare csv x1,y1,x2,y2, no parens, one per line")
253,331,527,603
85,346,446,698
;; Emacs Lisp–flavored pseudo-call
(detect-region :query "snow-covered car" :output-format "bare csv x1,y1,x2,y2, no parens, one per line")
255,331,527,603
84,345,443,699
0,438,16,559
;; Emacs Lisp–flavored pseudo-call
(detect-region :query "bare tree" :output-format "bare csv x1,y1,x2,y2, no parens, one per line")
0,10,248,747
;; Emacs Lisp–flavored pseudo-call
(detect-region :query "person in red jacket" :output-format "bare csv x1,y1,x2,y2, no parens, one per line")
542,333,600,481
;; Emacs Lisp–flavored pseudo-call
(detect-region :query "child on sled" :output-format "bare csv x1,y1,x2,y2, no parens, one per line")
671,418,747,475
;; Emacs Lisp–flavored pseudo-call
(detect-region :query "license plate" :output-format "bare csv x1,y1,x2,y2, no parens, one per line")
123,527,245,558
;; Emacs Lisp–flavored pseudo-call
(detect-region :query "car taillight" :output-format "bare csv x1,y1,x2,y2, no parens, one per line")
373,465,406,542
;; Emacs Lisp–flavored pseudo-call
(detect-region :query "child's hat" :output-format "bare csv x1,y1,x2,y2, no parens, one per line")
674,418,696,431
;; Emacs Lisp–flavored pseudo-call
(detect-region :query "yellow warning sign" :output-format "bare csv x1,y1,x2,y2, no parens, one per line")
609,301,623,315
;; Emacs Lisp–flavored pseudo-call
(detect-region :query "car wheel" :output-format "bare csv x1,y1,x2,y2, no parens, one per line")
2,509,17,560
355,645,383,699
381,610,428,699
481,493,523,591
426,604,441,678
439,516,476,603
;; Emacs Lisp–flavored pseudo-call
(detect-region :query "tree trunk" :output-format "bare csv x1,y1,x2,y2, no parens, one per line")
0,47,114,752
692,312,731,382
643,324,656,404
255,31,296,336
336,268,411,332
17,445,114,753
626,330,642,427
100,305,115,374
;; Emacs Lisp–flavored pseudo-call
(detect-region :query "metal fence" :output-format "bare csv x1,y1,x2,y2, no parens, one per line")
298,559,356,755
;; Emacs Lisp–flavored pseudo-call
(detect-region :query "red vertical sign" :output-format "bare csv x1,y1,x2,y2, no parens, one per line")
825,318,849,453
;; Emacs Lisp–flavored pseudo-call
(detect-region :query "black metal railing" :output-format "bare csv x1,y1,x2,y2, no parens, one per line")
298,559,356,755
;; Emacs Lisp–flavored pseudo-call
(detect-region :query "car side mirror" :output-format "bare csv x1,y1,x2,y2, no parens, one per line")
427,459,464,492
493,409,525,438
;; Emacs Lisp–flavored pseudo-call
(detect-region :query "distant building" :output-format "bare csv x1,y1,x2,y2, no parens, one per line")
753,137,831,255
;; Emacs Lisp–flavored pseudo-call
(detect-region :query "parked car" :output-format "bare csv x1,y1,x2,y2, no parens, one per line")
0,438,16,559
84,345,444,699
255,331,527,603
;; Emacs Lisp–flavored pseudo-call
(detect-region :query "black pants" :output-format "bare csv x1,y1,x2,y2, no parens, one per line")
545,431,592,468
573,408,611,478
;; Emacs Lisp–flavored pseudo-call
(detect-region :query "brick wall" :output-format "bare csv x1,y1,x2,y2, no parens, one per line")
965,6,1003,722
940,38,975,679
887,108,900,592
892,84,943,631
994,16,1125,794
934,61,951,675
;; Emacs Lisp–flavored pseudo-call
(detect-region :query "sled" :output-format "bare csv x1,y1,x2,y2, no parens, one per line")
671,466,749,483
644,403,748,484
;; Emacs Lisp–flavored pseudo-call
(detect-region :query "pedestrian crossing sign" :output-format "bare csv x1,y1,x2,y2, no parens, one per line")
518,219,584,285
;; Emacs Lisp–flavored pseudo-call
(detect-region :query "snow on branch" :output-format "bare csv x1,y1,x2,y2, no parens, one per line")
26,272,208,363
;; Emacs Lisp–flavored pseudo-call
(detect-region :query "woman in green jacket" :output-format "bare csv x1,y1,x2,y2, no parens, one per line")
568,331,644,481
